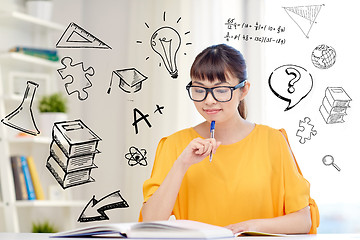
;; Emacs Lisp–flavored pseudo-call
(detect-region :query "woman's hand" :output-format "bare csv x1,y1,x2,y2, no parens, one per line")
225,220,258,234
177,137,221,168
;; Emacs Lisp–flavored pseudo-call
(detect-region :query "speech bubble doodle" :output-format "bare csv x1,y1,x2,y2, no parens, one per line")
268,64,313,111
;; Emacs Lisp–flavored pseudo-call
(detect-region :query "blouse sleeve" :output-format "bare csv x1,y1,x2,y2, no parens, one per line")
278,130,310,214
142,137,177,204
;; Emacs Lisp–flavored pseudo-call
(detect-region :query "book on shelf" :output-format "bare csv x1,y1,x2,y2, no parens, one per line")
51,220,285,239
10,155,45,200
20,156,36,200
27,156,45,200
10,156,28,200
9,46,59,62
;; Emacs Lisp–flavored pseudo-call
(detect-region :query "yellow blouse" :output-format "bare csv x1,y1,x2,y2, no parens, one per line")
141,124,318,232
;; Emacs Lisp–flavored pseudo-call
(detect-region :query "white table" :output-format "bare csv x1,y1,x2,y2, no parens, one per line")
0,233,360,240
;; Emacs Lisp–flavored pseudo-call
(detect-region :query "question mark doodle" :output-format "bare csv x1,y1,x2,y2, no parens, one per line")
268,64,313,111
286,67,301,94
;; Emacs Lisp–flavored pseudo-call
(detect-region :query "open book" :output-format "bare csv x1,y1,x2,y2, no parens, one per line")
51,220,285,239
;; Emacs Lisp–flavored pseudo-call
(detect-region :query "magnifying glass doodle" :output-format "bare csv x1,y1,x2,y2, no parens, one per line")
322,155,341,171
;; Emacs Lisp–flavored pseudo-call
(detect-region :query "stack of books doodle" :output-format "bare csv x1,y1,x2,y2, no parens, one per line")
319,87,352,124
46,119,101,189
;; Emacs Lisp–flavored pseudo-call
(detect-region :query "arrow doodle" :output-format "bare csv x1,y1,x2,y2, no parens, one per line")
78,190,129,222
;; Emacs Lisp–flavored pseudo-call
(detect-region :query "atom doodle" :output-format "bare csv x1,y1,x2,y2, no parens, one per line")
125,146,148,167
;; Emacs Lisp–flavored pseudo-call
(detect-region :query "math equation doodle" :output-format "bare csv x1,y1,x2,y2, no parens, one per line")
268,64,313,111
136,11,192,79
224,19,286,45
283,4,325,38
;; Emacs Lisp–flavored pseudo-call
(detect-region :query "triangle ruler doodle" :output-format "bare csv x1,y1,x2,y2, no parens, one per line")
56,22,112,49
283,4,324,38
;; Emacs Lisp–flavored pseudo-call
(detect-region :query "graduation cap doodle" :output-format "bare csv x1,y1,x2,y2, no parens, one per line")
107,68,148,94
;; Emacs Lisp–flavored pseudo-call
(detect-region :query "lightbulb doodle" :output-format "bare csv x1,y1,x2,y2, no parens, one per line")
125,146,148,167
57,56,95,101
78,190,129,222
283,4,325,38
136,11,192,79
1,81,40,136
268,64,313,111
296,117,317,144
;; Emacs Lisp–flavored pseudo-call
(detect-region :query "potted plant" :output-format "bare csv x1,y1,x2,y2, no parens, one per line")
38,93,67,137
32,220,58,233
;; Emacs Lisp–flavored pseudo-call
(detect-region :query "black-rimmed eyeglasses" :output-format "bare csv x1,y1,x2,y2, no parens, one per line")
186,80,246,102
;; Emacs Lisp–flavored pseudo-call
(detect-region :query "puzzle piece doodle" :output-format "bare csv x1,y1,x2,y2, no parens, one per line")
57,57,95,100
296,117,317,144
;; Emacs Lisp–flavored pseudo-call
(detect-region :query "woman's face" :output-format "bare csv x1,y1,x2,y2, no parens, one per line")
191,74,245,124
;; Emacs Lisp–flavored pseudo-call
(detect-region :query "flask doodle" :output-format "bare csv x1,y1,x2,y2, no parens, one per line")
268,64,313,111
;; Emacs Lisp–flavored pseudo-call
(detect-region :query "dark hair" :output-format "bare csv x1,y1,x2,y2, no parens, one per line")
190,44,248,119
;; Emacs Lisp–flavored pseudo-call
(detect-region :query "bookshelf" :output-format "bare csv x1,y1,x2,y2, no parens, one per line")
0,9,85,232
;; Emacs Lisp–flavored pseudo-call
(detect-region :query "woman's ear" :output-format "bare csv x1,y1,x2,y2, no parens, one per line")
239,81,250,100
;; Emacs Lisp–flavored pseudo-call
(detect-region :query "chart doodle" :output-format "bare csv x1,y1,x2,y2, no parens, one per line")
283,4,325,38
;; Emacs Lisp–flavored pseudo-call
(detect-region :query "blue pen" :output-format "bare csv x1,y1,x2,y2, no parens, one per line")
209,121,215,162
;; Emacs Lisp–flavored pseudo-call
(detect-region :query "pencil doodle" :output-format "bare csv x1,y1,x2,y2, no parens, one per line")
296,117,317,144
107,68,148,94
283,4,325,38
311,44,336,69
78,190,129,222
136,11,192,78
56,22,112,49
1,81,40,136
268,64,313,111
57,57,95,101
322,155,341,172
46,119,102,189
319,87,352,124
125,146,148,167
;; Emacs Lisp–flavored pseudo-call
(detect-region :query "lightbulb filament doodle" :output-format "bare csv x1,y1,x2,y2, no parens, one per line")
151,26,181,79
